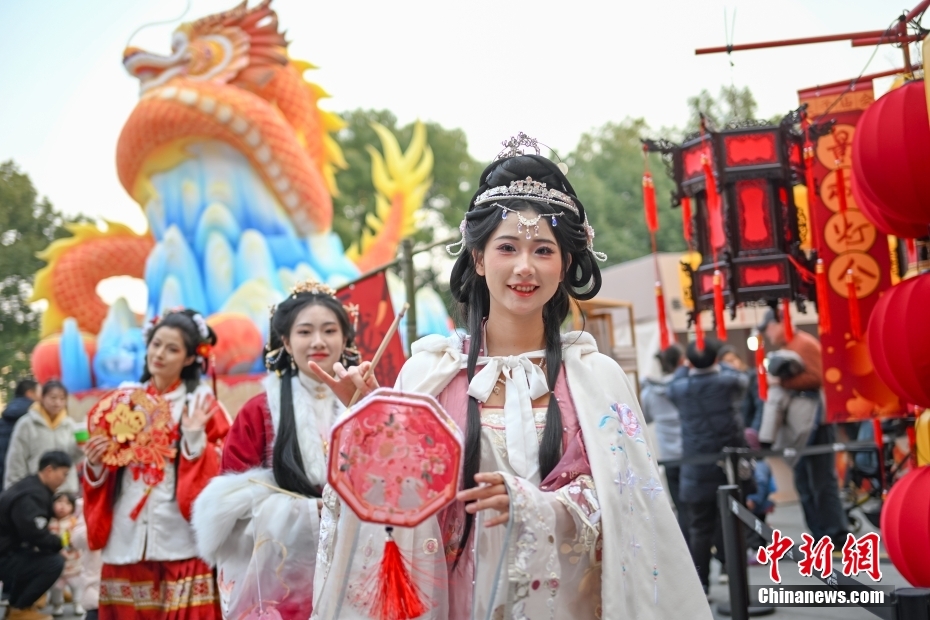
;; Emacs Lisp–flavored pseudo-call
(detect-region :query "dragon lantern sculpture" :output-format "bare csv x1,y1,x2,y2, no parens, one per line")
30,0,449,391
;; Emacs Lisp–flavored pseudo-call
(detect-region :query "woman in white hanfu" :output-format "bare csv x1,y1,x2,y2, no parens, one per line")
312,141,712,620
192,283,375,620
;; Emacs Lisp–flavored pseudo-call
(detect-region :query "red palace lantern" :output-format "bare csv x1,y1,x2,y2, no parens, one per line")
867,273,930,408
852,79,930,229
880,465,930,587
646,111,813,326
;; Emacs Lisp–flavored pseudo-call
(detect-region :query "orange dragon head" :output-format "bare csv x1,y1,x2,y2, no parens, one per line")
122,0,286,94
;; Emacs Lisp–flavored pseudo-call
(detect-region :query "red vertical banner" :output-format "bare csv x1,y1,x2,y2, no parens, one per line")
798,84,903,422
337,271,407,388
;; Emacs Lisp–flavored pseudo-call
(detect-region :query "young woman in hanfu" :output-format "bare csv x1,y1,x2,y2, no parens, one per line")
82,309,230,620
193,282,376,619
311,141,711,620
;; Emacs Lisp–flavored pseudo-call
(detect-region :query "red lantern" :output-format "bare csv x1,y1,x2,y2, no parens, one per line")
851,148,929,239
880,465,930,587
853,80,930,227
867,273,930,407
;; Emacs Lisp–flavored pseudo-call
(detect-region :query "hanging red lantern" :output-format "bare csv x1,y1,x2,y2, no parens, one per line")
851,150,929,239
880,465,930,587
853,79,930,228
867,273,930,407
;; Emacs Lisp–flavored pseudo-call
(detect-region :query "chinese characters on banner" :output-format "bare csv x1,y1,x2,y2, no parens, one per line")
798,84,903,422
336,270,407,388
757,529,882,584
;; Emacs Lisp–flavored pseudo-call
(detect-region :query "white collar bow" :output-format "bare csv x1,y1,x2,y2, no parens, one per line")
466,350,549,482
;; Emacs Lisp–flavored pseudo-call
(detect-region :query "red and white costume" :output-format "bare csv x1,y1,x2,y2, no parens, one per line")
83,380,229,620
193,372,342,620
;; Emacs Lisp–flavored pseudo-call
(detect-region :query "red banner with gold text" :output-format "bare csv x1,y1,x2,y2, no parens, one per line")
799,83,903,421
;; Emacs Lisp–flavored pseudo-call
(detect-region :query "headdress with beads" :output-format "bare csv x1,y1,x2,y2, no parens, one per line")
264,280,361,371
445,133,606,262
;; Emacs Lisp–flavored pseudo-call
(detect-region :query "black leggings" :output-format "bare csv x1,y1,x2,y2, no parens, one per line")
0,548,64,609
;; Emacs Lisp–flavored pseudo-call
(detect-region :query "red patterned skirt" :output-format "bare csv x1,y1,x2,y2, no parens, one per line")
100,558,220,620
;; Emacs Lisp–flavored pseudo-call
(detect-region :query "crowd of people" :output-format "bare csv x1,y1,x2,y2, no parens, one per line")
0,141,851,620
640,309,850,596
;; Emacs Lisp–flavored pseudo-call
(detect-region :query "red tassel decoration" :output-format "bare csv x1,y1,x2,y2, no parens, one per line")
815,259,831,335
643,170,658,234
907,238,917,266
656,282,670,350
713,270,727,340
129,487,153,521
703,155,725,250
835,163,848,214
755,337,768,401
681,196,693,246
695,312,705,352
846,269,861,340
781,299,794,343
369,527,426,620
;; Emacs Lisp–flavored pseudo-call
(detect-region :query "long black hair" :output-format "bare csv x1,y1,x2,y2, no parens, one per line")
116,309,217,507
140,309,217,393
449,154,602,561
265,291,360,498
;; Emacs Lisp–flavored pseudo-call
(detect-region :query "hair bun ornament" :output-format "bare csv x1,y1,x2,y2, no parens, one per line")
496,132,541,160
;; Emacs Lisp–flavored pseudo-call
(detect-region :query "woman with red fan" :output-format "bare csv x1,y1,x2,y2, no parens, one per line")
313,137,711,620
192,282,376,620
82,309,230,620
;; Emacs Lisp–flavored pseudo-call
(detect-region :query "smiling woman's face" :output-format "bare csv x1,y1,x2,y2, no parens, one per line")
283,303,346,379
475,208,565,321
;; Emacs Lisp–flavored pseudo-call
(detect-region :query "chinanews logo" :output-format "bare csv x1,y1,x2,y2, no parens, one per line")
749,529,892,607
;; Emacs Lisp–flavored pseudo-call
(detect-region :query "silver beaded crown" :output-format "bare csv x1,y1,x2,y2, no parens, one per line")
474,176,579,216
445,133,607,262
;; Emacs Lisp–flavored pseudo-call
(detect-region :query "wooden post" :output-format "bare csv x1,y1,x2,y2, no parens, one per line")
402,238,417,355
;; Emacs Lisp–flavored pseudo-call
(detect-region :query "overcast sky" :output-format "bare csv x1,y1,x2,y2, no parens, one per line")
0,0,913,233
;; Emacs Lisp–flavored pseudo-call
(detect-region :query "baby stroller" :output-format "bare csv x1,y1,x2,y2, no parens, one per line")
842,418,913,532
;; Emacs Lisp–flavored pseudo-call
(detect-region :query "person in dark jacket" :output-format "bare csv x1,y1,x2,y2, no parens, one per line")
0,379,38,489
667,338,748,594
0,450,72,619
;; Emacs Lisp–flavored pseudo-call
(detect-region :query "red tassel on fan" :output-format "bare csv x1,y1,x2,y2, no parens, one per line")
755,337,768,401
815,259,831,335
695,312,705,352
656,282,670,350
129,487,153,521
681,196,693,247
845,269,861,340
713,270,727,340
369,527,426,620
781,299,794,343
703,155,725,250
643,170,658,234
834,163,848,214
